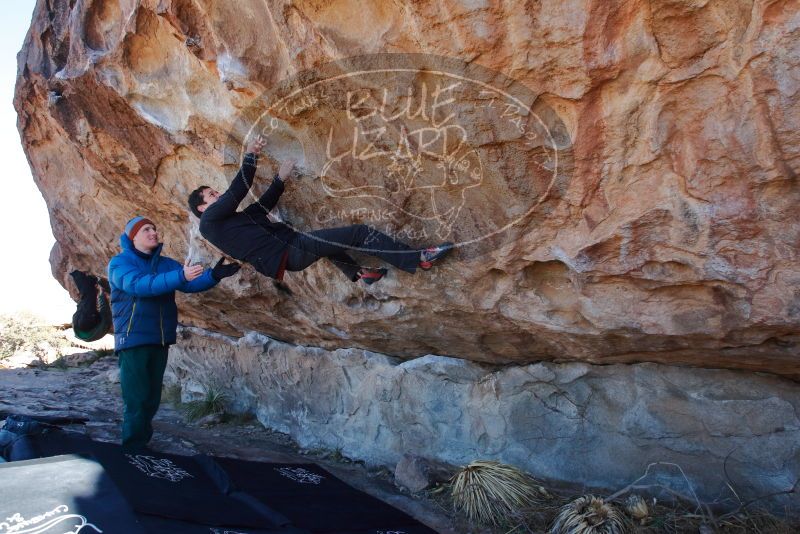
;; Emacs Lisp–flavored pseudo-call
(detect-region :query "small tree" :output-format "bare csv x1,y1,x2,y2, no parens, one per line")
0,313,68,363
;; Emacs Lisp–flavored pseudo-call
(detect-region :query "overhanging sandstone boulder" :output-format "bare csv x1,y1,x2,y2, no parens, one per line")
14,0,800,377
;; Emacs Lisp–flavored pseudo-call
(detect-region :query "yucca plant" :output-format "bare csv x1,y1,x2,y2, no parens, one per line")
182,385,228,422
624,494,650,524
550,495,631,534
449,460,545,526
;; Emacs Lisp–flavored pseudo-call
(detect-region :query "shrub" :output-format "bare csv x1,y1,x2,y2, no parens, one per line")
0,313,68,363
182,385,228,422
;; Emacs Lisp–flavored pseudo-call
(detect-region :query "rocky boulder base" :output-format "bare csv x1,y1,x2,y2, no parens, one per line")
167,327,800,508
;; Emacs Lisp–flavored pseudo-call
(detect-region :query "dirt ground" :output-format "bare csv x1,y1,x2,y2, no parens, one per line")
4,342,800,534
0,348,478,534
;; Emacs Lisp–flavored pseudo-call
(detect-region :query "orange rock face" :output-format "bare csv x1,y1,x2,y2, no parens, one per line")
15,0,800,377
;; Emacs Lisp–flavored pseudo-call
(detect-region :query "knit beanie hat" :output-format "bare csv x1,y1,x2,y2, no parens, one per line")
125,216,155,241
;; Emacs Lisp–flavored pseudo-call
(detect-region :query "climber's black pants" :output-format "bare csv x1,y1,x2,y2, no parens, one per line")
285,224,420,281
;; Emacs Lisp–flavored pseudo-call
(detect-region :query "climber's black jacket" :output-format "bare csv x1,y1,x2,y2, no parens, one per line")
199,153,296,279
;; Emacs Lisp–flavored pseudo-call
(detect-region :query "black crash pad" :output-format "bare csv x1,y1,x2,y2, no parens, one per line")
8,430,289,530
0,454,145,534
214,457,438,533
2,419,438,534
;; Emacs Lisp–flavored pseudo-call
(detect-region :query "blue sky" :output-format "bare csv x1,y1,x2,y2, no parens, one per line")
0,0,74,322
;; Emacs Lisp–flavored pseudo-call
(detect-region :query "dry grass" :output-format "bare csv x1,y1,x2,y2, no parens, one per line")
427,463,800,534
630,503,799,534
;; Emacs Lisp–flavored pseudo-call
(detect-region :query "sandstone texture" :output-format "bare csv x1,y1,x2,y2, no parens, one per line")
14,0,800,377
167,327,800,508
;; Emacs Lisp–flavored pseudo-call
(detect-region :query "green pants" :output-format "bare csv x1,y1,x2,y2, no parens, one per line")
118,345,169,449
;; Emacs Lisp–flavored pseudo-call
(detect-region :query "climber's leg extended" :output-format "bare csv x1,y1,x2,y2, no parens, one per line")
284,230,362,281
284,224,453,281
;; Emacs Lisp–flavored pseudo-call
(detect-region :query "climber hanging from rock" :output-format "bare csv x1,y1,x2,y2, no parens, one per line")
69,270,112,342
187,135,454,287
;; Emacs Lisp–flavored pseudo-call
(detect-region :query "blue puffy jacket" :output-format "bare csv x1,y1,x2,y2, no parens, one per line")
108,232,218,351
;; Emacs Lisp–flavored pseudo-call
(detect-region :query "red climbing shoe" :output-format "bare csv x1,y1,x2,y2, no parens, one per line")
357,267,388,285
419,242,454,270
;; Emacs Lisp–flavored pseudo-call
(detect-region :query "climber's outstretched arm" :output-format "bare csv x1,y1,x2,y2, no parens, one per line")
243,175,285,217
203,152,259,220
202,136,267,220
242,158,296,216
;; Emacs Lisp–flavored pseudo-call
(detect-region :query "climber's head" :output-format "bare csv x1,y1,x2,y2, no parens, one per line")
188,186,220,217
